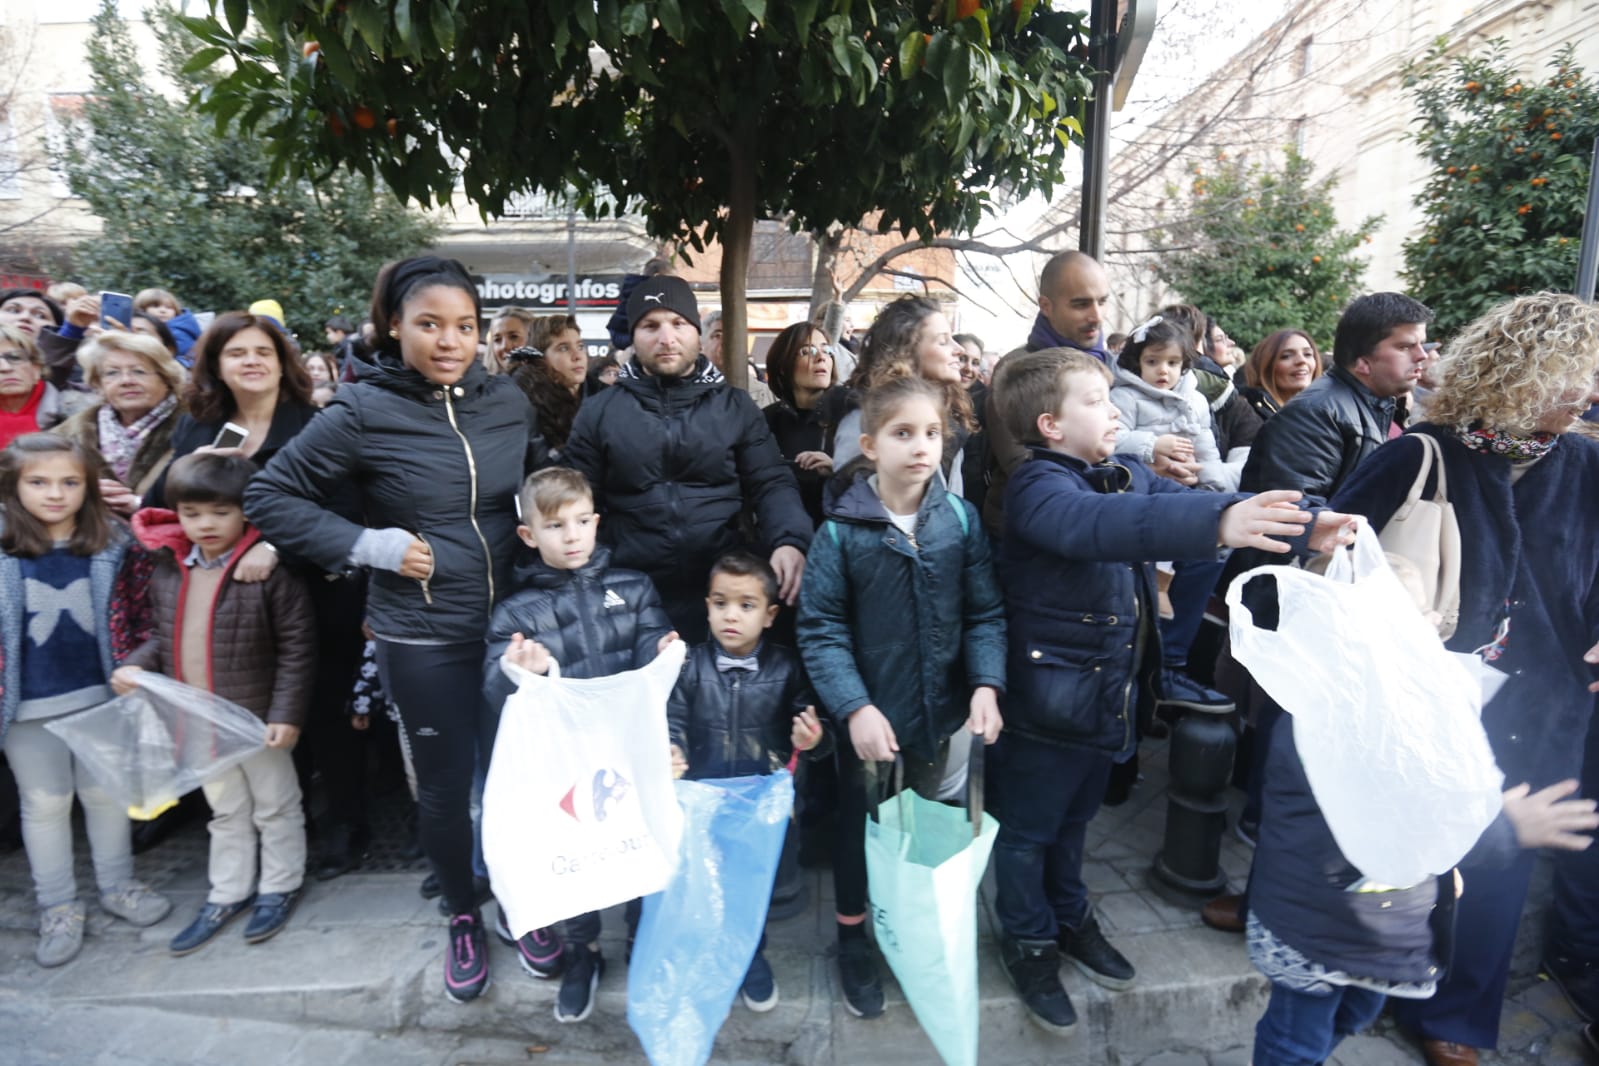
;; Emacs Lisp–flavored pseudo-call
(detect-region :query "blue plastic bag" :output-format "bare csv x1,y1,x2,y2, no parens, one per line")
627,771,794,1066
865,745,998,1066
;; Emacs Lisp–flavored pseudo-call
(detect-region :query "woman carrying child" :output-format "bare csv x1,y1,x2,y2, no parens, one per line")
1329,292,1599,1066
245,255,541,1006
797,372,1006,1019
0,434,171,968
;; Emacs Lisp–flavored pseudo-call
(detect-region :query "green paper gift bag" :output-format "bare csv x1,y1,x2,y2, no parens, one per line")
865,743,999,1066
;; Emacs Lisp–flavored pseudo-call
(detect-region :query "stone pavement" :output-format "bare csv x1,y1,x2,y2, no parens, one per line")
0,736,1588,1066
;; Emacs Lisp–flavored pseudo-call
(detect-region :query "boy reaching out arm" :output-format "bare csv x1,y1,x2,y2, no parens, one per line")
985,348,1357,1035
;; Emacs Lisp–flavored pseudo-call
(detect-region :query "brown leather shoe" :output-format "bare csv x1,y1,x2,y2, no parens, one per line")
1421,1040,1478,1066
1200,893,1244,934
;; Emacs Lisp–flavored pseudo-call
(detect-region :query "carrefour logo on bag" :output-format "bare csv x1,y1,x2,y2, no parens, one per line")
557,768,632,824
550,768,647,876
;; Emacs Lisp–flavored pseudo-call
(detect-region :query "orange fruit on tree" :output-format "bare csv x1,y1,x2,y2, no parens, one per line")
327,113,346,137
956,0,980,18
352,105,376,130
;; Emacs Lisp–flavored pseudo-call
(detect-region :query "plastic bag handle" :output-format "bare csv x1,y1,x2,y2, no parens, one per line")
1324,524,1388,585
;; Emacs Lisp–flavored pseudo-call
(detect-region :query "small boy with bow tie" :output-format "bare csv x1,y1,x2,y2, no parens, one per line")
666,550,829,1012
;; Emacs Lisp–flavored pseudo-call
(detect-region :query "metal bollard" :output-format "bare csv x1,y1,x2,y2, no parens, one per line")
1152,701,1237,904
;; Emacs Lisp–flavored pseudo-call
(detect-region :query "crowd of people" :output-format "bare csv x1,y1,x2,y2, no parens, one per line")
0,248,1596,1066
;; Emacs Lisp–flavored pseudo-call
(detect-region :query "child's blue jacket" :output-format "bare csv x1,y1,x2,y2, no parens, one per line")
797,471,1005,762
1000,447,1244,753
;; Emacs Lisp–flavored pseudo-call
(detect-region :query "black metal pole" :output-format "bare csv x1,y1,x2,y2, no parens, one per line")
1079,0,1117,258
566,206,579,315
1577,138,1599,302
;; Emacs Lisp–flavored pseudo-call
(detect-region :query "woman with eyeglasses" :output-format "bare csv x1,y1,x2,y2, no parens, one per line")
54,331,186,517
763,322,843,528
0,326,67,448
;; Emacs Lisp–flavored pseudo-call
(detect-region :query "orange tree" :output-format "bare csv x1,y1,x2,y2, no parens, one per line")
1402,43,1599,338
1152,148,1379,350
182,0,1094,385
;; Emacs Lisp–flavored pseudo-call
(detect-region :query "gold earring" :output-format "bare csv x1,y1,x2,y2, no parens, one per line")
389,330,399,338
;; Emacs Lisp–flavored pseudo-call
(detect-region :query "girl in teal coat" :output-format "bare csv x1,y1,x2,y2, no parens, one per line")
796,373,1006,1019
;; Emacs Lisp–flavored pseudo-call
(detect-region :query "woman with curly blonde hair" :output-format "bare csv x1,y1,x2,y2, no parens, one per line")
1330,291,1599,1063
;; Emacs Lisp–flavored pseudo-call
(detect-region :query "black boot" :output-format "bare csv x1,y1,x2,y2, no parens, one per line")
1059,911,1135,991
315,821,370,881
1000,935,1076,1033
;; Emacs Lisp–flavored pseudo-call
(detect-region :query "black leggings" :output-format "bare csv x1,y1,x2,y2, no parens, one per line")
375,639,497,915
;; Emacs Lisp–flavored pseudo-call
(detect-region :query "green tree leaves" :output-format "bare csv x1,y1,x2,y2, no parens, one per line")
1153,149,1380,350
54,1,439,343
1400,43,1598,338
179,0,1091,250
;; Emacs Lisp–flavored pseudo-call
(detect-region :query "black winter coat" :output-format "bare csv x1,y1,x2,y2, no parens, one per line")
1247,717,1491,984
1240,366,1396,501
481,547,673,710
667,641,828,780
1001,448,1248,753
565,357,811,615
763,395,842,529
244,352,540,644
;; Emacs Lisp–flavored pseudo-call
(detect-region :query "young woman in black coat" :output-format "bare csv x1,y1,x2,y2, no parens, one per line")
245,257,540,1005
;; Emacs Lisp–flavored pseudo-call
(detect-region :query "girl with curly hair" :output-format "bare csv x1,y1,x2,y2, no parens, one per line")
1329,291,1599,1063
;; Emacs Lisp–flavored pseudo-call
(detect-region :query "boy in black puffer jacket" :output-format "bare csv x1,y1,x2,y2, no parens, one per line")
482,466,676,1025
667,551,828,1015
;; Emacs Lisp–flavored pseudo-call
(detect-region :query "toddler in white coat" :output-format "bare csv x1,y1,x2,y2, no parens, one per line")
1110,316,1241,491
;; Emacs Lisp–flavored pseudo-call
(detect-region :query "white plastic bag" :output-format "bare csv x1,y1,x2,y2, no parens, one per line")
1226,527,1502,887
483,640,687,938
43,672,267,818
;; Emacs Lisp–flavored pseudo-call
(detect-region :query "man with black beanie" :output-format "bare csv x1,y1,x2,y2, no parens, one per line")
565,276,811,641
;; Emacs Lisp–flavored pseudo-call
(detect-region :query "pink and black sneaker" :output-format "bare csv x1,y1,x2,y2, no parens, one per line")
444,910,490,1004
494,903,564,978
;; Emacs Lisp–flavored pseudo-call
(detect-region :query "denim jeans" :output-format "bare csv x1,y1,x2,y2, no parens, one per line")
4,717,133,908
989,733,1113,940
1161,557,1227,668
1253,981,1386,1065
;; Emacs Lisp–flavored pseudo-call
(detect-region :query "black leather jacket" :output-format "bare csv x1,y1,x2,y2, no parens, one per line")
1239,366,1396,501
481,546,673,710
666,640,829,780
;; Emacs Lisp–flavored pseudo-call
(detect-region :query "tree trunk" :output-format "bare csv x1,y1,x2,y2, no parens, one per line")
808,229,841,323
719,142,756,392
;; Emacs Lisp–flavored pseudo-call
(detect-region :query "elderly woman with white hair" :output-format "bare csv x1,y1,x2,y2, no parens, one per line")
54,330,185,516
1329,291,1599,1066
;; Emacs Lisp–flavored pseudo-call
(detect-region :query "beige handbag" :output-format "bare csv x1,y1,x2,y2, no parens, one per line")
1376,433,1461,639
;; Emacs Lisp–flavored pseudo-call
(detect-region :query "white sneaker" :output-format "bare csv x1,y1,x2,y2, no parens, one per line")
37,900,86,967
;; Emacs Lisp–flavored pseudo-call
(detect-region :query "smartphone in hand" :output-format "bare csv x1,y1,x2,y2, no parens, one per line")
212,422,249,450
99,291,133,331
